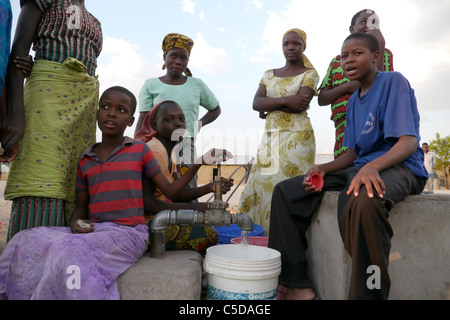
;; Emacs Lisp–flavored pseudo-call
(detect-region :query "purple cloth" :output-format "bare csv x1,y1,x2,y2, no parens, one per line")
0,222,148,300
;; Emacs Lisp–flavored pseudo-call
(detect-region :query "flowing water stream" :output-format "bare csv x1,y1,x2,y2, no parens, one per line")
240,230,249,254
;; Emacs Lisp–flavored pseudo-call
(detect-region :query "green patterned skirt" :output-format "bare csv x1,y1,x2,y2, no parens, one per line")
5,58,99,238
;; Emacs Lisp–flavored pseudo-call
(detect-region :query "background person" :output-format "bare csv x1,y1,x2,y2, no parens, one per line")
238,28,319,234
135,33,222,193
318,9,394,159
422,142,436,193
136,100,233,253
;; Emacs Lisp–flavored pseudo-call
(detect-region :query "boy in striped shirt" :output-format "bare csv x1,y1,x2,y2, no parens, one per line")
72,86,231,232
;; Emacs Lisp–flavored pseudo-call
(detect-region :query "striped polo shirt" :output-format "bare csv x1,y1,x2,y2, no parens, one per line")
21,0,103,76
76,137,161,226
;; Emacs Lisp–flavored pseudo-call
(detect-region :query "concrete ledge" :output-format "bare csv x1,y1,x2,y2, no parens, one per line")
117,251,203,300
306,192,450,300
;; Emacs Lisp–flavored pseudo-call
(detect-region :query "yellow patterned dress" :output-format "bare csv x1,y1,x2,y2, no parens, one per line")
238,69,319,233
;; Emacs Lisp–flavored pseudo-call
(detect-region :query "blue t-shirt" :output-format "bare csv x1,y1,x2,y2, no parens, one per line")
343,72,428,179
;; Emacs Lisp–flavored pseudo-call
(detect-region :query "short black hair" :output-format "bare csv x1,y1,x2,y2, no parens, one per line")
351,9,375,26
344,32,380,53
99,86,137,114
153,100,181,121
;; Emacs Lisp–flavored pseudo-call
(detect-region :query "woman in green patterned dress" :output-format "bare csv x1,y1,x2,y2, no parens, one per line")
3,0,102,240
238,29,319,234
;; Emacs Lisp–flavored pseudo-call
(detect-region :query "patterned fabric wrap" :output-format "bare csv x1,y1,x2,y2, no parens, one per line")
5,59,99,208
149,224,218,254
319,49,394,159
0,0,11,91
7,197,65,241
238,69,320,233
0,222,148,300
161,33,194,77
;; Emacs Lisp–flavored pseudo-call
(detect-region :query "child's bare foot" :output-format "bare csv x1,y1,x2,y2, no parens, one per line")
286,288,317,300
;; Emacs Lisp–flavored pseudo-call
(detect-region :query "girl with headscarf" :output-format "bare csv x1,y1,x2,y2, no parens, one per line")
238,28,320,234
135,33,222,192
135,100,233,253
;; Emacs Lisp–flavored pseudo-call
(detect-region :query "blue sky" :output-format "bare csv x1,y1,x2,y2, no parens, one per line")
10,0,450,163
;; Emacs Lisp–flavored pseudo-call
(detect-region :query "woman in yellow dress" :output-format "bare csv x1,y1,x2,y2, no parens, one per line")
238,29,319,233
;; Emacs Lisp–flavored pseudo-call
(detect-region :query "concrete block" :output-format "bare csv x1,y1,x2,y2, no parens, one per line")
306,192,450,300
306,192,351,300
117,251,203,300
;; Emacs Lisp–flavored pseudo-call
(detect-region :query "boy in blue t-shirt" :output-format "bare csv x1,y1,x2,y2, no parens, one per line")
268,33,427,300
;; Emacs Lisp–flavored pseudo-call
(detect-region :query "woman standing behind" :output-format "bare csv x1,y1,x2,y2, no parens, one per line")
135,33,221,191
238,28,319,234
318,9,394,159
3,0,102,240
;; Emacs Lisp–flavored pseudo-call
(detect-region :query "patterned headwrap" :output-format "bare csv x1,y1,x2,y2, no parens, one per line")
162,33,194,77
134,100,167,143
282,28,315,70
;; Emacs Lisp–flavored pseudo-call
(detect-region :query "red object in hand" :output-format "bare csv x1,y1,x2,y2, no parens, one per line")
310,173,324,189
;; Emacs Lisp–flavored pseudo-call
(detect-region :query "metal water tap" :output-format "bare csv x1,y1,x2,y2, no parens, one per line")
150,164,254,258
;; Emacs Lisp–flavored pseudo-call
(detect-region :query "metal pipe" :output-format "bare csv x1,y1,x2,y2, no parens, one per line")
150,162,254,259
150,209,254,258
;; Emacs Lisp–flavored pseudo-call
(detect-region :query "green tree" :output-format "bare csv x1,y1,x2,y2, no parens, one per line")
429,133,450,189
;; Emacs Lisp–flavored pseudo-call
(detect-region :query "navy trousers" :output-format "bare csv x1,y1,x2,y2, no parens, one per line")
268,164,425,299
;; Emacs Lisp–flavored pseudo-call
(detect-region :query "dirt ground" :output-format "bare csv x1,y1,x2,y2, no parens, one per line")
0,200,11,254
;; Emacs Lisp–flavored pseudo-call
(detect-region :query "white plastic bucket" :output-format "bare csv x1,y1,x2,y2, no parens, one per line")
203,244,281,300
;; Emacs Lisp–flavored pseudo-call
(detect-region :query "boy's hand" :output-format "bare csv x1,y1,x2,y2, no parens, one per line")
209,178,234,194
71,219,95,234
347,164,386,198
302,166,325,193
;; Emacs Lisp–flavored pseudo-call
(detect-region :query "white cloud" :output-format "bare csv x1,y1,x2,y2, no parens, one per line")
189,33,233,74
199,10,205,20
96,37,159,96
96,37,163,137
249,56,270,63
181,0,196,15
253,0,262,10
